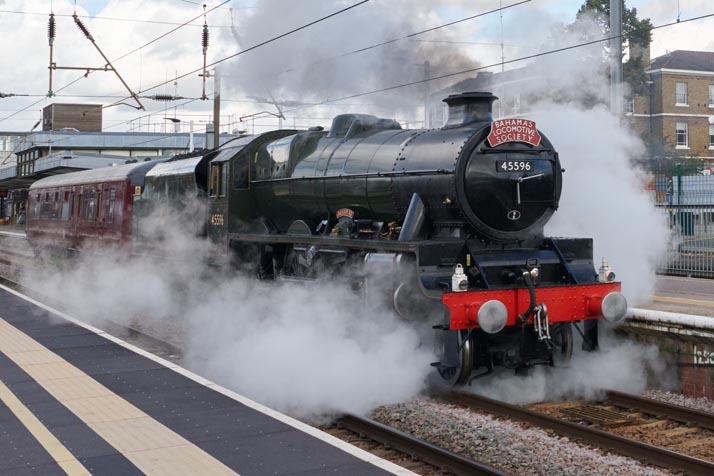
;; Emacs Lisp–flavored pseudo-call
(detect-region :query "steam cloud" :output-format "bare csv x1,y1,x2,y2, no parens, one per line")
26,203,434,420
468,329,677,404
225,0,479,120
520,14,670,305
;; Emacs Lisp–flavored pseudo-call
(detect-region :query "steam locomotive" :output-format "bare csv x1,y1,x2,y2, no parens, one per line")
26,92,627,385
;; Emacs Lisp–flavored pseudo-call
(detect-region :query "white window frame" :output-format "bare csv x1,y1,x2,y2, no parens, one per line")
626,99,635,114
676,82,688,106
709,124,714,150
676,122,689,149
709,84,714,108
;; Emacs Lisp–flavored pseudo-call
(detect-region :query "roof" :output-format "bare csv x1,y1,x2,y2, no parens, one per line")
648,50,714,72
145,156,204,178
29,160,162,190
210,134,258,163
15,131,239,153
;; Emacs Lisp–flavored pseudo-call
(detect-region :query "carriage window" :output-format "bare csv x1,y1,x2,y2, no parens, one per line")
51,191,60,219
61,191,70,220
40,192,50,219
209,164,218,197
210,163,226,197
233,155,249,190
107,188,116,223
81,191,89,220
221,163,229,197
88,190,96,221
34,194,40,219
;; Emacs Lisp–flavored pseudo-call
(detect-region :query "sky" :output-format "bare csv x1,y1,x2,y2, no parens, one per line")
0,0,712,136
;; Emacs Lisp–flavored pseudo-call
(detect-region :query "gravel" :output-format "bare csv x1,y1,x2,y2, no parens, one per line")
371,399,673,476
645,389,714,413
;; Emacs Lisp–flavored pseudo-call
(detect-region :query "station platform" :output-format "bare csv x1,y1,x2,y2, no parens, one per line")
638,275,714,318
0,284,416,476
0,225,26,237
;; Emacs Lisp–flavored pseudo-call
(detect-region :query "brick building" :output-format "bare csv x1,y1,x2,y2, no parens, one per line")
628,50,714,159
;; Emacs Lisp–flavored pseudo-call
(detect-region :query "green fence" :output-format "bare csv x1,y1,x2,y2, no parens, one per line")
652,161,714,277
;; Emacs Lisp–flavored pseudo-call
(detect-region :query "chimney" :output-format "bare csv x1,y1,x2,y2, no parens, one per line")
630,41,651,66
442,92,498,129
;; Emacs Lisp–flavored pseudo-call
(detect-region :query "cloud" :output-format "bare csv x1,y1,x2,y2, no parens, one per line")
634,0,714,58
1,1,712,133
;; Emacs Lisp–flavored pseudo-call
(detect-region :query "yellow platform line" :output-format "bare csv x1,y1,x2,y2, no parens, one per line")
0,380,91,476
0,318,238,476
652,295,714,308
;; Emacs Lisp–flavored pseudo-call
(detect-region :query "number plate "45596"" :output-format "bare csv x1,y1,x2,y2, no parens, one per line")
210,213,224,226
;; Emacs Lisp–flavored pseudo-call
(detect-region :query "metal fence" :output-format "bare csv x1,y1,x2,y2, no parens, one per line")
654,163,714,277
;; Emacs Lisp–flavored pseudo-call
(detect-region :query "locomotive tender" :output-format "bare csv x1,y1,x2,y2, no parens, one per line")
26,92,627,385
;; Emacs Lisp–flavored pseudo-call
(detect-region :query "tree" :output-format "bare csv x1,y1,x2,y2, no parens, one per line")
575,0,653,94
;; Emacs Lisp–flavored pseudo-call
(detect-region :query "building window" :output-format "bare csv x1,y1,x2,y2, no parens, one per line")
626,99,635,114
709,85,714,107
676,82,688,105
710,124,714,149
676,122,689,148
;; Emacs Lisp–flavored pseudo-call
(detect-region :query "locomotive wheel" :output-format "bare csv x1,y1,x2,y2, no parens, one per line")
436,330,474,386
550,322,573,366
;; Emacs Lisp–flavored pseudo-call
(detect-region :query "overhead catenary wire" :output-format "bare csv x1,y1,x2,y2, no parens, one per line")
239,1,533,78
103,0,532,126
106,0,372,108
0,8,244,27
2,0,516,133
110,1,231,68
0,4,230,162
0,1,230,128
101,2,372,131
5,5,714,141
263,11,714,119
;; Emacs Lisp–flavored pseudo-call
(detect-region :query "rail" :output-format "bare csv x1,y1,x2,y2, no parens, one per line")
338,414,511,476
606,390,714,430
448,391,714,476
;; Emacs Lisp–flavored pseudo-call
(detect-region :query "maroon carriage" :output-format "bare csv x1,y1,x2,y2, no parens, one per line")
26,161,159,250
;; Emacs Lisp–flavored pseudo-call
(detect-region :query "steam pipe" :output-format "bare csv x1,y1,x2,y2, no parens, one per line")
517,270,537,324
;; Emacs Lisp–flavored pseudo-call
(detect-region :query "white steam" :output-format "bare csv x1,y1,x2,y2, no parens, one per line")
184,278,432,418
468,330,677,404
539,103,669,304
514,13,670,304
226,0,479,118
26,203,434,420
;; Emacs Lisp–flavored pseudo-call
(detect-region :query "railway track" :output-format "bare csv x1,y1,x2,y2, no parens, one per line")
449,390,714,476
335,414,510,476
